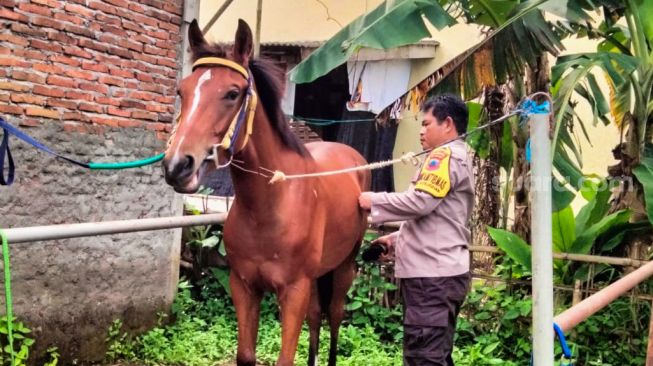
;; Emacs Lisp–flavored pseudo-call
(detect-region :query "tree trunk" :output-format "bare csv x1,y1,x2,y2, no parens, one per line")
608,114,650,273
470,86,504,272
512,54,549,240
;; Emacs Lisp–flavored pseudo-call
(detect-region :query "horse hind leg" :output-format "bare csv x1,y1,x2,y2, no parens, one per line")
326,255,357,366
307,277,324,366
307,271,336,366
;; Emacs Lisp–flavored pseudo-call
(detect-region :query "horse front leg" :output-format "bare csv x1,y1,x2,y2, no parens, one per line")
231,273,263,366
276,276,312,366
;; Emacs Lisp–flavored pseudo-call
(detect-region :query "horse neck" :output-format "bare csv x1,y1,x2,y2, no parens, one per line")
229,106,312,211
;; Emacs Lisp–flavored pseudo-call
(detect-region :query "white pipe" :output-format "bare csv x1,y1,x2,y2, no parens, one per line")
2,213,227,244
531,112,554,365
181,0,201,78
555,260,653,333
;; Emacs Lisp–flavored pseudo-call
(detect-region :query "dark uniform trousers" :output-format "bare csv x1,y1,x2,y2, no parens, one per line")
401,272,471,366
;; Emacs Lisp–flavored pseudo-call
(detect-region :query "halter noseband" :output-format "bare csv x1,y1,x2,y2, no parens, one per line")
191,57,258,156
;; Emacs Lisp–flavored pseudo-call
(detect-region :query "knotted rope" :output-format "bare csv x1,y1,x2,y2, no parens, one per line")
268,152,420,183
265,108,522,184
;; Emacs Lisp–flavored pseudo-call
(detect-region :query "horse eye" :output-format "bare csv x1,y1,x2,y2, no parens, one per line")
224,90,240,101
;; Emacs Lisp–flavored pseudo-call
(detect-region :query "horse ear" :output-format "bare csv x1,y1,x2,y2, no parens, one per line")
233,19,253,66
188,19,207,52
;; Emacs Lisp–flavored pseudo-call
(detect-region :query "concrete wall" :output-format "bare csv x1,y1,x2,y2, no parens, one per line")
392,23,484,191
202,0,384,43
0,0,185,362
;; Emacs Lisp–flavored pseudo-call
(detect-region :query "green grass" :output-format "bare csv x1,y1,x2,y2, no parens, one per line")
104,273,649,366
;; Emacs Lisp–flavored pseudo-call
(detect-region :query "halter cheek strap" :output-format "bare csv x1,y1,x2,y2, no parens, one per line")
191,57,258,155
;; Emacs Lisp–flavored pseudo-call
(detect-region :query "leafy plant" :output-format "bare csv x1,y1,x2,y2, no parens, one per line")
0,316,34,366
488,179,645,284
457,281,532,362
105,319,136,363
568,298,649,365
43,347,59,366
346,250,402,341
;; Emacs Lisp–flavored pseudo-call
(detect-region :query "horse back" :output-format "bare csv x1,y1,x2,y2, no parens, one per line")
306,141,371,192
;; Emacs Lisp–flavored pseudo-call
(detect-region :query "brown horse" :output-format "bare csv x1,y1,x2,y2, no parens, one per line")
163,19,370,366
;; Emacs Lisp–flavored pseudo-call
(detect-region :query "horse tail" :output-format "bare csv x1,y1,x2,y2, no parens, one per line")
317,270,334,315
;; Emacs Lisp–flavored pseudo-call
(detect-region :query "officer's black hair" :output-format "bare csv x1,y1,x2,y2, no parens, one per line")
421,94,468,135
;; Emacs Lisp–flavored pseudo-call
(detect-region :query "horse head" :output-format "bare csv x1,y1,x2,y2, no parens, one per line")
163,19,255,193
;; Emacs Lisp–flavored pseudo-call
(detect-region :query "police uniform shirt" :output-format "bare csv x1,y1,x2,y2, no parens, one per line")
368,139,475,278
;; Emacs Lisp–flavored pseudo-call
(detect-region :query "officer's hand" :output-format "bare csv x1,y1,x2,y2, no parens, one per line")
358,192,373,210
374,235,395,262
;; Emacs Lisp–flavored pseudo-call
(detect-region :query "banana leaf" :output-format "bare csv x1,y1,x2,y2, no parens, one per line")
487,226,532,271
289,0,455,83
633,157,653,227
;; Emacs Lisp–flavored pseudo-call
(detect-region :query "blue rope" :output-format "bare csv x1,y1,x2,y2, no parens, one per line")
228,73,255,155
518,98,551,163
0,117,89,185
554,322,573,364
521,99,551,115
530,323,573,365
0,117,165,186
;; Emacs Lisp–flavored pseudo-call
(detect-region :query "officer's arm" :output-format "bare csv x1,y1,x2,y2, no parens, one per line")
368,189,443,223
367,154,461,223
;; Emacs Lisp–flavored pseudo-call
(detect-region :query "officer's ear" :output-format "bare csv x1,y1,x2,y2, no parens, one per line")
444,116,455,133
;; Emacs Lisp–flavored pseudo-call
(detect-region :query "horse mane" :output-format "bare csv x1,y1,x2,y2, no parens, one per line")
191,43,310,157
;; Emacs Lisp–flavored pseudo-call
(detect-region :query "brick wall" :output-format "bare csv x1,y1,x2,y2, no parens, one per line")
0,0,186,363
0,0,181,137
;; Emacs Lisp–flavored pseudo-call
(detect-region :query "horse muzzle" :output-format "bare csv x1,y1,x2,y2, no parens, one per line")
162,154,202,193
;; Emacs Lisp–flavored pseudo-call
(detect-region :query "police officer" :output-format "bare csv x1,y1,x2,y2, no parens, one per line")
359,94,474,366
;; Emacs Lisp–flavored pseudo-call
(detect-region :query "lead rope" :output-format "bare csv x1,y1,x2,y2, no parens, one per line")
265,109,521,184
211,110,519,183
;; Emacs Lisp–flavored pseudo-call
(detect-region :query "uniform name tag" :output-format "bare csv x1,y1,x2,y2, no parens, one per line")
415,147,451,198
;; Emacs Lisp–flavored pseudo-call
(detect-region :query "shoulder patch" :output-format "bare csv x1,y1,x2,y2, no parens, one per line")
415,147,451,198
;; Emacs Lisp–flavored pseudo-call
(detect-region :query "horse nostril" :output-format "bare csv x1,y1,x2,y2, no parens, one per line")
182,155,194,172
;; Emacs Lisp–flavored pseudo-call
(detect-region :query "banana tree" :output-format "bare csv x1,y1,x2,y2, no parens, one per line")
290,0,579,247
290,0,613,254
546,0,653,261
488,178,642,285
429,0,574,243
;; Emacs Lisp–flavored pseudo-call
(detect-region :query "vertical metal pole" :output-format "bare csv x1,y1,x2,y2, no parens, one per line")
530,112,554,365
254,0,263,57
181,0,201,78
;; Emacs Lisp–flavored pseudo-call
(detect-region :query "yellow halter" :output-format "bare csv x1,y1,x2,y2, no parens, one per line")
192,57,258,154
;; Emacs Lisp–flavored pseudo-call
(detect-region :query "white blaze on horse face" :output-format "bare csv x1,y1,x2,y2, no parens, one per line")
187,69,213,124
172,69,213,162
